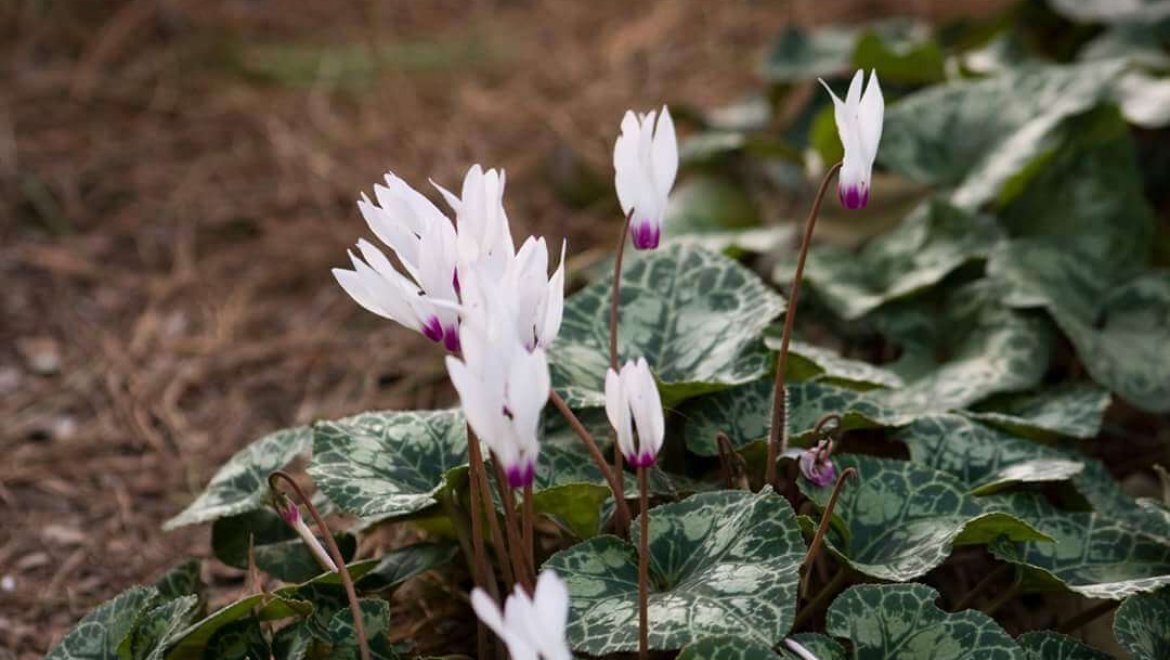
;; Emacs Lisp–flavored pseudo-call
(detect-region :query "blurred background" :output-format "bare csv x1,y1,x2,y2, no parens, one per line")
1,0,1012,655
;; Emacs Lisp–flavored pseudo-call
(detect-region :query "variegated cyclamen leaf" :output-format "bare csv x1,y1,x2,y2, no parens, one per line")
778,199,1003,320
544,489,804,654
153,560,204,603
164,426,311,529
879,60,1122,209
308,410,468,522
774,338,904,389
129,596,200,660
550,244,785,408
677,634,844,660
324,599,389,646
212,510,357,583
868,283,1054,416
355,542,458,594
990,510,1170,600
1114,587,1170,660
826,584,1024,659
1016,632,1111,660
46,586,159,660
897,414,1086,495
798,454,1049,582
965,383,1111,440
680,378,910,457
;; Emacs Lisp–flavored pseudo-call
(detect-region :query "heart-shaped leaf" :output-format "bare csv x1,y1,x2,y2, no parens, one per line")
965,384,1111,440
1114,587,1170,660
309,410,468,522
46,586,160,660
1016,632,1111,660
550,244,784,408
355,542,458,593
826,584,1023,659
677,633,845,660
799,454,1049,582
129,595,200,660
991,509,1170,599
544,489,804,654
783,199,1003,320
165,426,311,529
896,414,1086,495
880,61,1122,209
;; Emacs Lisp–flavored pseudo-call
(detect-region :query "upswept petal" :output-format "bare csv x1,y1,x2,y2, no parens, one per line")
537,240,567,349
857,69,885,165
605,367,635,461
628,357,665,460
651,106,679,199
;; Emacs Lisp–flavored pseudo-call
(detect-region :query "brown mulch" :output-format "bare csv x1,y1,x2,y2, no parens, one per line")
0,1,1007,656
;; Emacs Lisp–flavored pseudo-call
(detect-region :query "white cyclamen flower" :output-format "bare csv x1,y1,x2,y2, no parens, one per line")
333,173,461,351
505,236,566,351
605,358,665,468
471,570,572,660
819,69,884,210
434,164,516,281
445,269,550,488
613,106,678,250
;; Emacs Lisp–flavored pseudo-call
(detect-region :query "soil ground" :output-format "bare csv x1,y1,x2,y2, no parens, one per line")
1,1,1006,655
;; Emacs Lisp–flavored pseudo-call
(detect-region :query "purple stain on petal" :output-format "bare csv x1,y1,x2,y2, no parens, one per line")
452,269,461,296
421,316,444,343
278,502,300,526
627,451,657,468
799,450,837,486
505,462,535,489
839,184,869,210
630,220,661,250
443,325,461,353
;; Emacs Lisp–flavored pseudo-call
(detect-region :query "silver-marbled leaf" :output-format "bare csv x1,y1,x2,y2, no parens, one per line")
544,489,804,654
965,383,1111,440
1016,631,1111,660
164,426,311,529
826,584,1024,659
550,244,784,408
1114,587,1170,660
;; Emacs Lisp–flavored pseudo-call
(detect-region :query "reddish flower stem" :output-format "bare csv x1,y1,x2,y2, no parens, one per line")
469,429,515,589
800,465,856,599
493,461,534,593
637,466,651,660
548,389,634,533
766,162,842,490
269,471,369,660
610,209,635,535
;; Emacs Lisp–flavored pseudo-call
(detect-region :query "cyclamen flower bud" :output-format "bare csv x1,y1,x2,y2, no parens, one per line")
604,358,665,468
819,69,884,210
471,570,572,660
790,438,837,487
614,106,678,250
275,497,337,573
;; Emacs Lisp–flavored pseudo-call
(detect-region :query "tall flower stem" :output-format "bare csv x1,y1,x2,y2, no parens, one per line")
492,461,534,593
522,482,535,577
637,466,651,660
468,428,515,588
438,487,493,660
609,210,634,535
269,471,369,660
800,465,856,599
765,162,843,490
548,389,634,532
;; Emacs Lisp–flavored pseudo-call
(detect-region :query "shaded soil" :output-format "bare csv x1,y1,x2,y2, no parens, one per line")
0,0,1006,655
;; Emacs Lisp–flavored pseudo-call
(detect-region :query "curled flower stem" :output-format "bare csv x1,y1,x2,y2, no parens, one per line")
637,466,651,660
800,466,857,599
468,428,515,589
766,162,843,490
492,460,534,593
609,208,635,535
268,471,369,660
548,389,634,534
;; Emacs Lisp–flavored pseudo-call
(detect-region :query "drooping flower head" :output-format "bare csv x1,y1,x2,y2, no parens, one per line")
446,267,550,489
613,106,678,250
819,69,884,210
471,570,572,660
333,173,461,351
784,438,837,487
604,358,665,468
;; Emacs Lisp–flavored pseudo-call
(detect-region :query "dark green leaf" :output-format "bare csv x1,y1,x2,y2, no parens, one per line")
212,510,356,583
165,426,311,529
852,26,945,85
826,584,1023,659
1016,631,1111,659
308,410,468,522
46,586,159,660
551,244,784,408
130,596,200,660
153,560,204,602
799,454,1049,582
966,384,1110,440
355,542,458,593
782,199,1003,320
544,489,804,654
678,637,781,659
203,617,269,660
880,61,1122,209
324,599,389,646
1114,587,1170,660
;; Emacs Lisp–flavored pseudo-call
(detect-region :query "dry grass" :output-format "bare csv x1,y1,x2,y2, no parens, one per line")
0,0,1007,655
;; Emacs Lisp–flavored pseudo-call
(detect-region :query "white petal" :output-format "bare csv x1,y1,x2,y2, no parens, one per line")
472,588,537,660
857,70,885,167
651,106,679,200
605,367,635,459
538,240,567,348
844,68,864,108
